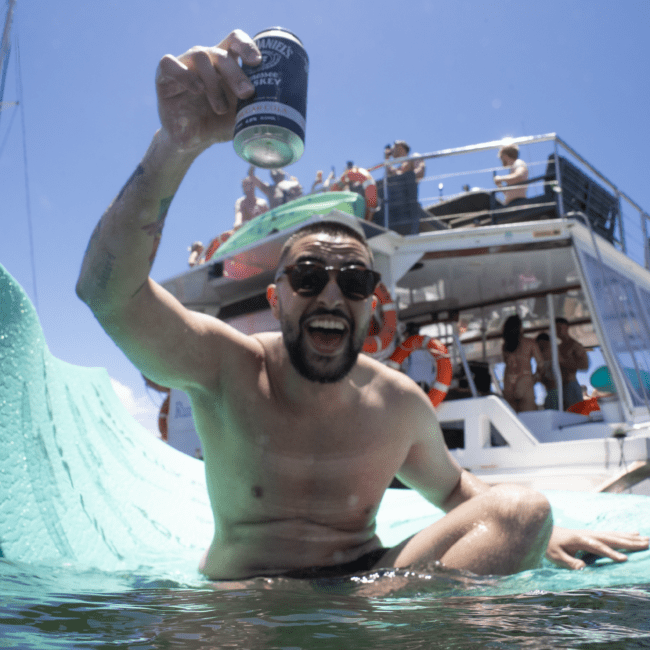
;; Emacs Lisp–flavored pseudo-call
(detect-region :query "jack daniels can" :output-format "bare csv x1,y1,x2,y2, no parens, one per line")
233,28,308,168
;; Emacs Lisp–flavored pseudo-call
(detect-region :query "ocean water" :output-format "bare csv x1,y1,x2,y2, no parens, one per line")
3,560,650,649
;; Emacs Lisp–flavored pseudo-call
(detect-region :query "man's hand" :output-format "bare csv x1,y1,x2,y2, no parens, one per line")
547,526,649,570
155,30,261,153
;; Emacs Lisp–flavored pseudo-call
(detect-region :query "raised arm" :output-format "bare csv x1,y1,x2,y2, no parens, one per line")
250,171,272,198
76,30,262,390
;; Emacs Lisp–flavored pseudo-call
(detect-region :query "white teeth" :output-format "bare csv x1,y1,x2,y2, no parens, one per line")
309,319,345,330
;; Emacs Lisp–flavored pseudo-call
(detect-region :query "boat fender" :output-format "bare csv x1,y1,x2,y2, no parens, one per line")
331,167,378,221
158,394,170,441
363,282,397,356
387,335,452,407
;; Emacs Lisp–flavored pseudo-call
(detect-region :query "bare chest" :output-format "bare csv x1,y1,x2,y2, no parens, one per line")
195,381,407,524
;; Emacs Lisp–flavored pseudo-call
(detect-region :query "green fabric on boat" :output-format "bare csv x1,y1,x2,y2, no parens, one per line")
216,191,366,257
1,262,650,592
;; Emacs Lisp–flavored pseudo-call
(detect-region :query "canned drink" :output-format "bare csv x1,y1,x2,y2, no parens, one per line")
233,28,309,169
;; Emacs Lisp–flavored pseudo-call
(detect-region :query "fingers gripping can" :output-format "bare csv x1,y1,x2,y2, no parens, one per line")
234,28,308,168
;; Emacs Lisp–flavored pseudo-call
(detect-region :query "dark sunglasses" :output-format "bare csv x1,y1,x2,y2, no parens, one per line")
277,262,381,301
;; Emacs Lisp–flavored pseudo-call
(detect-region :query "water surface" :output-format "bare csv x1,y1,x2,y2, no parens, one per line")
3,560,650,649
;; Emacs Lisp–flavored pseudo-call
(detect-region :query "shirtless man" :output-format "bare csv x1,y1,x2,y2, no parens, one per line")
535,332,559,410
76,29,647,580
556,317,590,410
385,140,426,182
234,172,268,229
251,166,303,209
494,144,529,205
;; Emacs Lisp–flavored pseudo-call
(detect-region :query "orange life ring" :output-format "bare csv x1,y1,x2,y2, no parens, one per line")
363,282,397,355
331,167,377,221
388,335,453,407
158,394,170,441
204,231,232,262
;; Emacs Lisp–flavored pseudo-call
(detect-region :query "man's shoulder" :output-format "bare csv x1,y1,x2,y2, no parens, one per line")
357,354,433,405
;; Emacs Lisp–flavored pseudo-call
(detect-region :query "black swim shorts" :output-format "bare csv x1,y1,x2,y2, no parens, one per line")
281,547,391,580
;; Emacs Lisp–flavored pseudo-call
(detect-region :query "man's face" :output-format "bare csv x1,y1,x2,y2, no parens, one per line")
500,152,514,167
393,144,408,158
271,233,374,383
242,177,255,193
556,322,568,340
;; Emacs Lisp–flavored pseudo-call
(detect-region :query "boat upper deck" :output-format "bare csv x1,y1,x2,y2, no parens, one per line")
162,134,650,424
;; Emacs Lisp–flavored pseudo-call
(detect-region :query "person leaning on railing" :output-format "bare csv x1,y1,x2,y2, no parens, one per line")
384,140,426,182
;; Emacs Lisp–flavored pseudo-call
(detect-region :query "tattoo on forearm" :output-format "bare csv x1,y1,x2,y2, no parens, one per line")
142,195,174,265
117,164,145,202
97,252,116,292
141,196,174,237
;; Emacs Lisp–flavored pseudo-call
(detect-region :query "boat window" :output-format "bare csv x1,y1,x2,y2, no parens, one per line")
581,252,650,408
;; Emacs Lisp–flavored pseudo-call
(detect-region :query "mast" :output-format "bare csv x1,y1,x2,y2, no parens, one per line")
0,0,16,112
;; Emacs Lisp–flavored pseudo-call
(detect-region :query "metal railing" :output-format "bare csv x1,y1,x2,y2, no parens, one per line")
370,133,649,270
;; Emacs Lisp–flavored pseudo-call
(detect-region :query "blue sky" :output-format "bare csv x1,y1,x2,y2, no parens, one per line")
1,0,649,432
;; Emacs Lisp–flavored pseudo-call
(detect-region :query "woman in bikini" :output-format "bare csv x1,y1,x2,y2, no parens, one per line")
501,315,544,413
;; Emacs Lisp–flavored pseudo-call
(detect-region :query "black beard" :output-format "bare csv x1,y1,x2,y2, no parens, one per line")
282,309,363,383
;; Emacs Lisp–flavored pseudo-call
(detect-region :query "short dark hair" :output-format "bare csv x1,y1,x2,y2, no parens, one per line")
536,332,550,342
394,140,410,154
277,220,373,270
499,144,519,160
555,317,569,326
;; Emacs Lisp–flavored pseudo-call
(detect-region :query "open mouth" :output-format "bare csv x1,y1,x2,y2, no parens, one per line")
305,317,349,354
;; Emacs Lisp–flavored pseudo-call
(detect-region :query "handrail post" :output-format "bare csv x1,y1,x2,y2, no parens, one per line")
553,139,564,220
616,191,625,253
382,167,389,229
546,294,564,413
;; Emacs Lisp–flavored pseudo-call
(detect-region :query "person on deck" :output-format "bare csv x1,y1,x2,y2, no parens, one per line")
234,171,268,230
311,169,335,194
384,140,426,182
187,241,204,267
494,144,529,206
501,314,544,413
76,29,648,581
250,166,303,209
556,317,590,410
535,332,559,410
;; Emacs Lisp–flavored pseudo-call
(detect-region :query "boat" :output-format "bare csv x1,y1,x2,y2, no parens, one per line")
161,133,650,495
